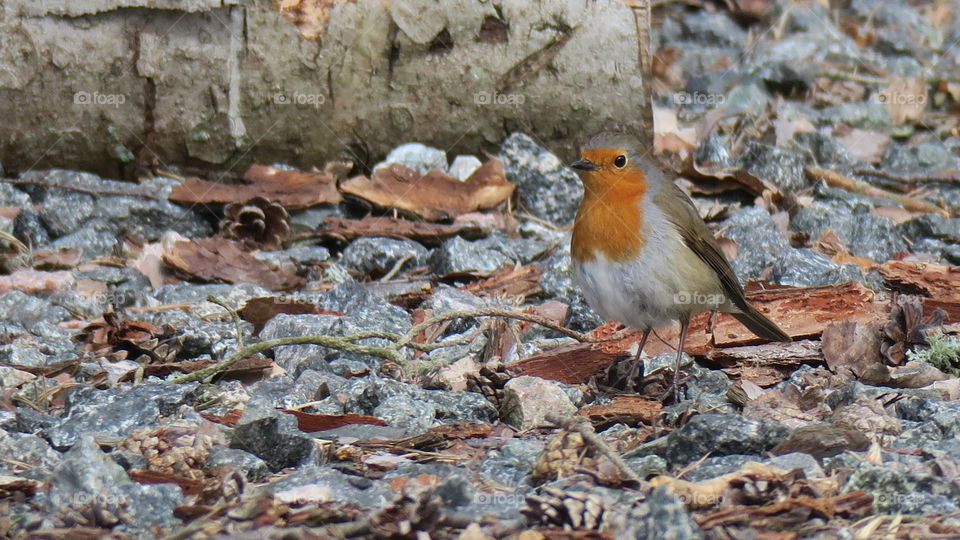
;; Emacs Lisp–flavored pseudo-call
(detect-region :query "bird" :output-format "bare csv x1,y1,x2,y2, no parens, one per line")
569,132,790,397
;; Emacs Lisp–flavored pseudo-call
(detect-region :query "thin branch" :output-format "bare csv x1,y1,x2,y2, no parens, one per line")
853,167,960,185
805,166,949,216
206,295,245,350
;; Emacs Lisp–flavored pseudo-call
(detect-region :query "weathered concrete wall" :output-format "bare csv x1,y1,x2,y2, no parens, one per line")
0,0,645,177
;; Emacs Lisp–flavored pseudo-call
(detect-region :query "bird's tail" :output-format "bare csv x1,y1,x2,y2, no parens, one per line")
732,305,791,342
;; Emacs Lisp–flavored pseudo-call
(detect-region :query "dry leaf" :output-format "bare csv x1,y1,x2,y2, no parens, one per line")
169,163,342,209
835,127,891,163
162,236,305,291
340,159,514,220
274,0,353,41
239,296,343,335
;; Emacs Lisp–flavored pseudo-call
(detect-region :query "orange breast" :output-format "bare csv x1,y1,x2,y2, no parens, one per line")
571,182,647,263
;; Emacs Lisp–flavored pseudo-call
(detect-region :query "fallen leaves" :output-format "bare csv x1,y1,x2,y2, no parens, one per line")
278,410,388,432
162,236,305,291
169,163,343,209
340,159,515,220
239,296,343,335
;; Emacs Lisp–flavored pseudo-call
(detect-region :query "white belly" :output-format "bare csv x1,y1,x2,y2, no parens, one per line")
572,210,729,329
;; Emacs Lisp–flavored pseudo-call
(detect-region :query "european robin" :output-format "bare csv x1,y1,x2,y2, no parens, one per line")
569,132,790,394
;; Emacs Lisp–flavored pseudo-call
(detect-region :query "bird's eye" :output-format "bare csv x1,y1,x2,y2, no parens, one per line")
613,155,627,168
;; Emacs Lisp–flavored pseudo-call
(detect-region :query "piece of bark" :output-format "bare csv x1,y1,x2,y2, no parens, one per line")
512,282,885,385
162,236,305,291
578,395,662,426
879,261,960,302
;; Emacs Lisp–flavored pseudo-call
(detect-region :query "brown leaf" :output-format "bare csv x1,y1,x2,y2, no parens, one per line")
239,296,344,335
878,78,928,124
200,409,243,427
129,469,205,495
311,216,488,247
821,321,888,383
162,236,305,291
169,164,341,209
339,159,515,221
278,410,388,432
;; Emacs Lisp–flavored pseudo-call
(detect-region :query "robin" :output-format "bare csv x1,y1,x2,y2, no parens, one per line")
569,132,790,395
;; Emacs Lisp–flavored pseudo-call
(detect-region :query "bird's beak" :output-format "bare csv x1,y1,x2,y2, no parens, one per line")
569,158,600,171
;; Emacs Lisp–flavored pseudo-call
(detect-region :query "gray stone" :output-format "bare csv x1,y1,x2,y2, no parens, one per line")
13,208,51,248
448,155,483,180
48,436,183,535
340,377,496,431
259,464,392,509
48,382,197,449
429,235,519,276
376,142,448,174
0,291,71,333
620,487,705,539
719,207,790,281
480,437,544,490
256,245,331,266
737,139,810,192
791,200,906,262
684,454,755,482
898,214,960,243
624,454,668,480
666,413,791,465
772,248,863,286
0,183,30,206
231,398,317,471
817,102,892,131
793,132,858,169
340,237,428,277
680,11,746,47
766,452,825,478
260,313,341,374
501,376,577,430
883,141,960,174
499,133,583,226
844,462,960,514
205,446,270,481
0,430,61,475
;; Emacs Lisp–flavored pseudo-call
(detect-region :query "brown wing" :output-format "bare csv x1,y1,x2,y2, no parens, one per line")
653,181,752,313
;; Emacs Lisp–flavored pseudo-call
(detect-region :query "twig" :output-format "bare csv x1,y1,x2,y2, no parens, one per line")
170,334,405,384
814,70,888,86
805,166,949,216
0,231,29,253
206,295,245,350
545,413,645,486
380,252,415,282
395,307,594,351
853,167,960,185
172,306,602,384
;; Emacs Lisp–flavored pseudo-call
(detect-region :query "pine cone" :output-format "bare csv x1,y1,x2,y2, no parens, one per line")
73,310,181,364
533,429,596,484
219,196,290,250
466,361,515,411
881,295,946,365
369,486,443,538
117,421,222,480
523,487,608,530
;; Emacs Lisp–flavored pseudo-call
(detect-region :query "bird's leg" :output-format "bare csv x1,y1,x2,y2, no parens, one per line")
670,316,690,402
623,326,651,391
